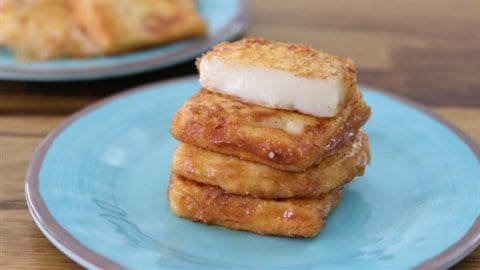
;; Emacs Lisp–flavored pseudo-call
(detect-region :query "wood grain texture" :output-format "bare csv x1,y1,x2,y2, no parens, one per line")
0,0,479,269
249,0,480,107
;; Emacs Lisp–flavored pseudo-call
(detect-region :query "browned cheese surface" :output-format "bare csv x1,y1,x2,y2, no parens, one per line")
69,0,207,54
171,88,370,172
0,0,206,60
168,175,342,237
172,131,369,199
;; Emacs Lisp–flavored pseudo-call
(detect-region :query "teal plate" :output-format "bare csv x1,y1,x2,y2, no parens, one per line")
26,77,480,269
0,0,247,81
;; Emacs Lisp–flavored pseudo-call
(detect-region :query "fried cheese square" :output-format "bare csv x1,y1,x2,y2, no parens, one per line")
172,132,369,199
198,37,358,117
171,88,370,172
168,175,342,237
0,0,100,60
68,0,207,54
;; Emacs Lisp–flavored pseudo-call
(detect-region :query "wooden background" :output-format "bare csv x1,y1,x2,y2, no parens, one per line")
1,0,479,268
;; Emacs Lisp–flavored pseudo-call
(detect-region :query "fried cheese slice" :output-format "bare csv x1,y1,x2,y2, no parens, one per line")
172,132,369,199
171,88,370,172
0,0,100,60
168,175,342,237
68,0,207,54
198,37,357,118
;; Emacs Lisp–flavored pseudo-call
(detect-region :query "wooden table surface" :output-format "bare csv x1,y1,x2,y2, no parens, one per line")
1,0,479,269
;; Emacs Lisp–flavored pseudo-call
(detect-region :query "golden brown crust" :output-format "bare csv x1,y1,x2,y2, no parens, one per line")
170,88,371,172
0,0,101,60
0,0,207,60
172,132,369,199
68,0,207,54
197,37,356,83
168,175,342,237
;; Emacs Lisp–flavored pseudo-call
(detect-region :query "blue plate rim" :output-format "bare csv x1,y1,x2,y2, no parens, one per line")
1,0,249,81
25,76,480,269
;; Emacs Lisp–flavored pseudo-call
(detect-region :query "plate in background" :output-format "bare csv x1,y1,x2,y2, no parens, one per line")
0,0,248,81
26,77,480,269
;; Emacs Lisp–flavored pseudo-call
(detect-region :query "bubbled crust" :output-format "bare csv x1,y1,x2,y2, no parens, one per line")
170,88,371,172
68,0,207,54
0,0,101,60
168,175,342,237
197,37,356,83
172,132,369,199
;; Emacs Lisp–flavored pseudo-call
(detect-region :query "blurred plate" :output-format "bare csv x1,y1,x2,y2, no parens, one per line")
0,0,247,81
26,77,480,269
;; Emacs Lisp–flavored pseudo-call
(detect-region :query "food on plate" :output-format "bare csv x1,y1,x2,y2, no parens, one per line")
68,0,207,54
168,175,342,237
0,0,207,61
197,37,357,118
172,131,369,199
168,38,371,237
171,87,370,172
0,0,100,60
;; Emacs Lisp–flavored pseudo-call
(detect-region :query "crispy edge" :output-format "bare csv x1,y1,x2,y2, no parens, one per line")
172,132,369,199
196,37,357,83
68,0,207,54
168,175,343,237
0,0,101,60
171,88,371,172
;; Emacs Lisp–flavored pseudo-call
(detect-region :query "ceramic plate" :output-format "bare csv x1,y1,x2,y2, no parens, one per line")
0,0,247,81
26,77,480,269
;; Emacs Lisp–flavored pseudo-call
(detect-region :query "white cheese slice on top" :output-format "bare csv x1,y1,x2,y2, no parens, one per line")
199,58,349,118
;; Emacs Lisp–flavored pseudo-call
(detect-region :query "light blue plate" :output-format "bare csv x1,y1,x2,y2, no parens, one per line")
26,77,480,269
0,0,247,81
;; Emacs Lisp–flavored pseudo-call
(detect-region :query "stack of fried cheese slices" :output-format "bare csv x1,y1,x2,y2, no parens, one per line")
169,38,371,237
